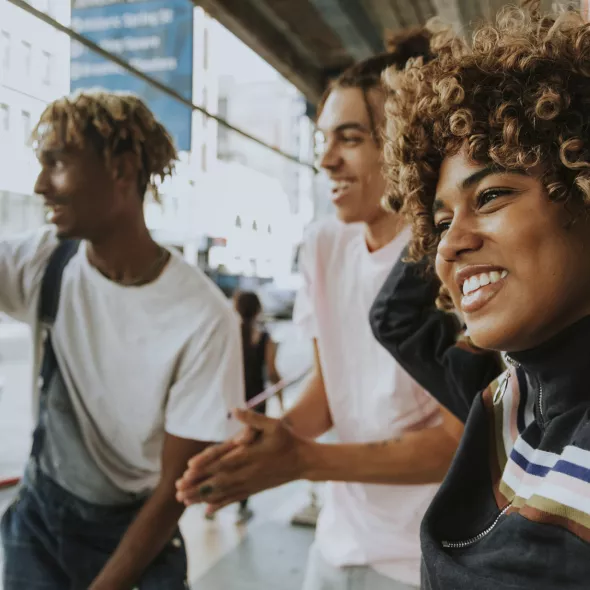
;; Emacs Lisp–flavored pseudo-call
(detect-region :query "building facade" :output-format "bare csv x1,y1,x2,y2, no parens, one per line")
0,0,71,234
0,1,314,282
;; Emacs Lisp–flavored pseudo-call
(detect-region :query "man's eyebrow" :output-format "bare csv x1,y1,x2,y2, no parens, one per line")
319,122,371,135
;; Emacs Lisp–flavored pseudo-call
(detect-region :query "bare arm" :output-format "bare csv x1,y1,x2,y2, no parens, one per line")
281,339,332,439
370,248,503,421
301,405,463,484
176,403,462,509
89,435,210,590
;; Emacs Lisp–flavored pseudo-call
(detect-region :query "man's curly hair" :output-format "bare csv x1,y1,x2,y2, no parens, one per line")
383,6,590,274
32,89,177,202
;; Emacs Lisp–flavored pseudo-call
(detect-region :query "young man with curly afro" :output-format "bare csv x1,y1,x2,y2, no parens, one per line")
0,90,244,590
372,3,590,589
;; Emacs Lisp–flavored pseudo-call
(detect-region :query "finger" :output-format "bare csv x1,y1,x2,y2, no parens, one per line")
183,441,237,477
215,445,254,472
175,470,209,493
188,440,237,468
176,444,257,502
234,426,260,446
180,441,253,489
175,476,218,505
232,408,278,432
188,468,255,505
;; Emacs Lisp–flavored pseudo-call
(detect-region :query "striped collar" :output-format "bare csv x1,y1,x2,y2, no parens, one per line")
507,315,590,421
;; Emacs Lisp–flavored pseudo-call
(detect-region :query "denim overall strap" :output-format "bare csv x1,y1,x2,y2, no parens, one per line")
30,239,80,463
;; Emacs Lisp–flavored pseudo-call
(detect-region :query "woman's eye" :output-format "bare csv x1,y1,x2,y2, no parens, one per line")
477,188,513,207
342,135,362,145
434,220,451,235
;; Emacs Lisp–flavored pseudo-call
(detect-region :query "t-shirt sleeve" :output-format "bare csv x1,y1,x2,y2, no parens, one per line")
292,232,318,339
0,227,58,323
164,306,246,442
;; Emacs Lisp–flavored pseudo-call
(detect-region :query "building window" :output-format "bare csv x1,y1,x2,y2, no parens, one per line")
21,111,31,144
201,143,207,172
21,41,32,77
0,104,9,132
1,31,10,72
203,26,209,70
41,50,52,85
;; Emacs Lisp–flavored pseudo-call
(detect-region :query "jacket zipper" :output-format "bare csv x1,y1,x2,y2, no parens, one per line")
504,353,544,423
441,503,512,549
443,355,544,550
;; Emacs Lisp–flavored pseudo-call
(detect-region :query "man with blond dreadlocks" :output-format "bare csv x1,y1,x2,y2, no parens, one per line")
0,90,244,589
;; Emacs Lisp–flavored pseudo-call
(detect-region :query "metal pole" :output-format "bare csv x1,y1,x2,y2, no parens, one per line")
7,0,317,171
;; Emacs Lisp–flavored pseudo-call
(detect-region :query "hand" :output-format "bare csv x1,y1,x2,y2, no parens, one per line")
175,409,310,512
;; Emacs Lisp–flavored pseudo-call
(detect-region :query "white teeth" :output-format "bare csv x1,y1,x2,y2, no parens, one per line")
462,270,508,296
333,181,352,192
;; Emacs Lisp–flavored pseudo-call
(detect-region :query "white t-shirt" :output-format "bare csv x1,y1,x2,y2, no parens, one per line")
0,227,244,496
293,219,441,586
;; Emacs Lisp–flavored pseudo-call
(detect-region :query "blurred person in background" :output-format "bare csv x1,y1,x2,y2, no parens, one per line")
177,29,463,590
229,290,283,524
0,90,244,590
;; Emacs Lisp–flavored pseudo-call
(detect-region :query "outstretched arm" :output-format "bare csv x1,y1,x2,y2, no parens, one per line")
175,404,461,511
369,249,503,423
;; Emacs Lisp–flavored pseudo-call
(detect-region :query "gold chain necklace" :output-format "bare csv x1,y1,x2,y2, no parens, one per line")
118,246,170,287
90,246,171,287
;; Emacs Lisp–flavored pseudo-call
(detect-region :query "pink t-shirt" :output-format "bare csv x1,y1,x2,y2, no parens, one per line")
294,219,440,586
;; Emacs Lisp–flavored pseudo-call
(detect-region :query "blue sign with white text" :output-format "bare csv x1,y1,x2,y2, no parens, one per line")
70,0,193,151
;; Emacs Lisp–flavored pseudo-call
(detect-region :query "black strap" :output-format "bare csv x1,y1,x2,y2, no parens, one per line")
39,239,80,326
30,239,80,464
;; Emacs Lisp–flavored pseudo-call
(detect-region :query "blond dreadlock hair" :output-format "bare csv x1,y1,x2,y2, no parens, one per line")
32,89,178,202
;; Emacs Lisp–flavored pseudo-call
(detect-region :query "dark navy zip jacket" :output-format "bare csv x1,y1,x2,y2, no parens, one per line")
370,250,590,589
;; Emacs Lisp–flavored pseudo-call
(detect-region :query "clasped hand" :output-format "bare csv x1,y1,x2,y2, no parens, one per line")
175,409,307,514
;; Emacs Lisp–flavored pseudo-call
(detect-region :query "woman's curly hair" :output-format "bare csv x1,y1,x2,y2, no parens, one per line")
32,89,177,202
383,5,590,277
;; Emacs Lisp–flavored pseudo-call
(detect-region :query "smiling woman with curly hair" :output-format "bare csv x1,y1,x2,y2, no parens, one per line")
370,5,590,590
